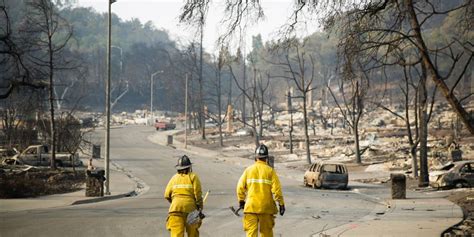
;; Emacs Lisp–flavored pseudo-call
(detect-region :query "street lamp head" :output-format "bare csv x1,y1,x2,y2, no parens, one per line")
152,70,164,77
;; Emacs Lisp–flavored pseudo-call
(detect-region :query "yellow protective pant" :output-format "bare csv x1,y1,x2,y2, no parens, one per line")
243,213,275,237
166,212,200,237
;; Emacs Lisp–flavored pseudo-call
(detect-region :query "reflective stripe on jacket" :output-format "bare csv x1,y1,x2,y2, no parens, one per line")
237,160,285,214
164,172,203,213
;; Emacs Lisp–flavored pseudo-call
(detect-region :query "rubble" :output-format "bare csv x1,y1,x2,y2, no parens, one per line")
173,101,472,191
365,163,390,172
124,98,473,236
279,154,300,162
444,190,474,236
0,168,85,198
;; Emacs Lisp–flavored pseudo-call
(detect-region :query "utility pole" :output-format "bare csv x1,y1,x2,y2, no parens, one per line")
287,90,294,154
150,70,163,125
105,0,116,195
150,74,153,125
242,44,247,127
185,74,188,149
199,22,205,139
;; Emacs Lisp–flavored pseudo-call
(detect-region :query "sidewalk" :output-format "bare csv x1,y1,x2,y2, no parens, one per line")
0,159,137,213
323,197,463,237
149,130,464,237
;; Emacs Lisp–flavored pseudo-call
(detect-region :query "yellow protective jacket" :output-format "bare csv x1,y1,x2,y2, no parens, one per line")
164,172,203,214
237,160,285,214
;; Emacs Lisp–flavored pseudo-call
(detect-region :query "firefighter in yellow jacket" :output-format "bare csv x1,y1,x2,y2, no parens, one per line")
164,155,203,237
236,144,285,237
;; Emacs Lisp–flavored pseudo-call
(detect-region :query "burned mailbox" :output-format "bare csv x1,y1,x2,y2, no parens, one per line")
86,169,106,197
92,145,101,159
449,149,462,162
391,173,406,199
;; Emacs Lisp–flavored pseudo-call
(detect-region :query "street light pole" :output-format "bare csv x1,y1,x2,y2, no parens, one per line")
105,0,116,195
111,45,123,71
150,70,163,125
287,90,293,154
184,74,188,149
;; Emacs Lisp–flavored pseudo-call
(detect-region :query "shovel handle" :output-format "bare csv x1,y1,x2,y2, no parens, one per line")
203,190,210,204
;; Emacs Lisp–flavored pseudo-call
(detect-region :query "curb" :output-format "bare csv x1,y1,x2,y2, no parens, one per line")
440,198,468,236
350,184,391,207
71,190,136,205
70,161,149,206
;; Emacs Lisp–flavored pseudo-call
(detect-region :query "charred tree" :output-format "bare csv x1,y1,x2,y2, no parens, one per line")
23,0,73,169
179,0,474,134
271,39,317,164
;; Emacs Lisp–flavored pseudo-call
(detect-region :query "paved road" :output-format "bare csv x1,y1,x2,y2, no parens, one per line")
0,126,378,237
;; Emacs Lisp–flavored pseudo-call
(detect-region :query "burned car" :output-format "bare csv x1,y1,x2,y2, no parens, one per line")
430,161,474,189
2,145,82,167
304,162,348,189
0,147,18,159
0,147,18,165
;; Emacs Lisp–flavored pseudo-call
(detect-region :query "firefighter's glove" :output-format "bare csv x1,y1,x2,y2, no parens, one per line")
279,205,285,216
199,211,206,219
239,200,245,209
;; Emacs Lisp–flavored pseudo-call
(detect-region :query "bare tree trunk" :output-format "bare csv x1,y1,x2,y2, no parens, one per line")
188,113,193,130
402,72,419,177
256,72,264,139
409,93,418,177
313,119,317,135
354,122,361,164
302,92,311,164
251,101,259,147
257,90,263,138
405,0,474,134
354,81,362,164
218,117,223,146
110,81,129,111
48,34,56,169
407,117,419,177
414,87,420,176
258,108,263,138
330,115,334,135
410,144,418,177
418,78,429,187
289,109,294,154
218,70,223,147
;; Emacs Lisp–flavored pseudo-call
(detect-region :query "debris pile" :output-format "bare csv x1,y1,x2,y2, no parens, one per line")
444,190,474,236
0,166,85,198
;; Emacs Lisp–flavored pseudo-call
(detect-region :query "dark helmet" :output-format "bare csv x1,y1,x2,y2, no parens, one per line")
255,144,269,159
176,155,192,170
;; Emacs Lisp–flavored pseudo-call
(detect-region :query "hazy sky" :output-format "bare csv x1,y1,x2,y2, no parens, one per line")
76,0,320,54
